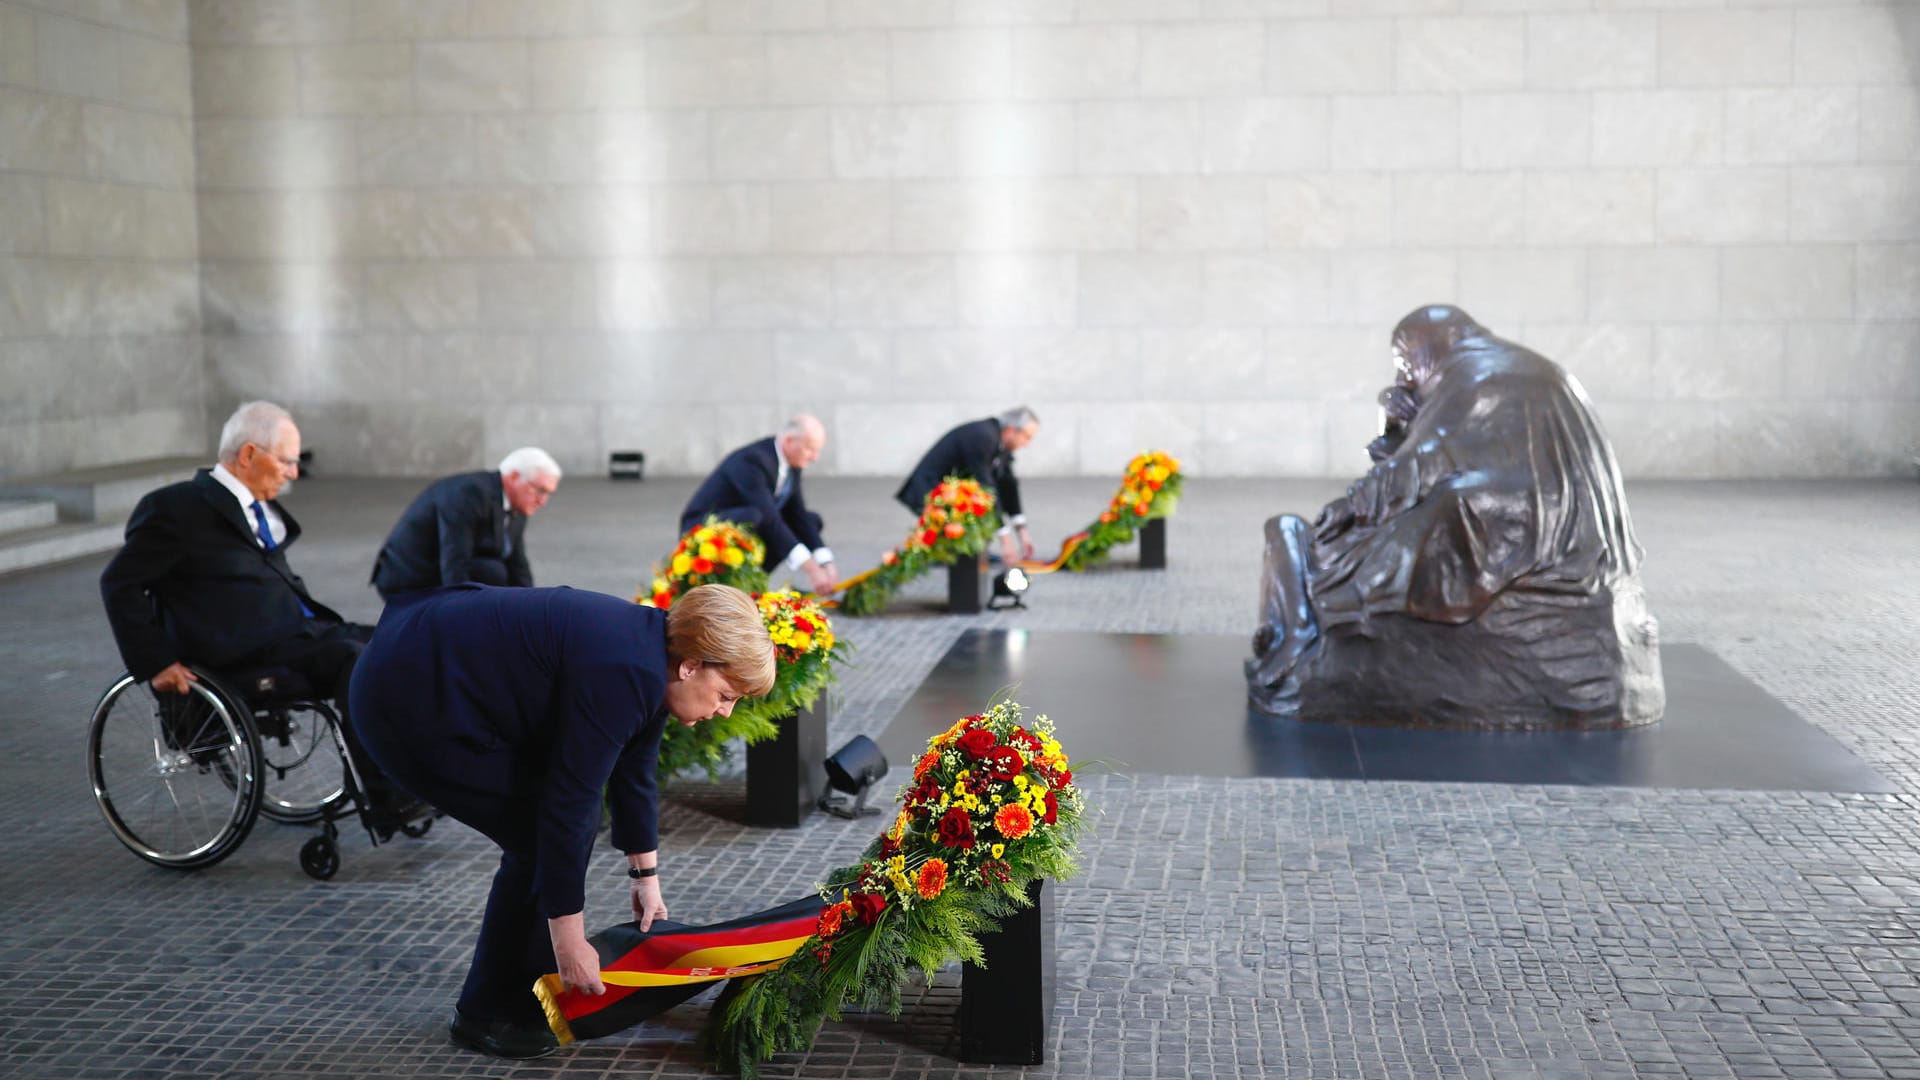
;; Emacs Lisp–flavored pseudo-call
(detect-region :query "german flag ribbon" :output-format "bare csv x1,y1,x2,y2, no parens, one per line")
804,530,1094,609
534,896,825,1044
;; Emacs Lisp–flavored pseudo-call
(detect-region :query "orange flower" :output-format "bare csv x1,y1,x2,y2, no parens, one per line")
881,550,899,566
692,556,715,574
914,749,941,780
993,802,1034,840
1099,512,1116,524
1132,502,1149,517
916,858,948,900
652,591,673,608
818,900,852,939
943,521,966,539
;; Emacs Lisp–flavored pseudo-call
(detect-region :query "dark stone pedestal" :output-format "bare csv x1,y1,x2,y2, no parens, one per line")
947,553,986,614
744,697,828,828
959,879,1055,1065
1139,516,1167,569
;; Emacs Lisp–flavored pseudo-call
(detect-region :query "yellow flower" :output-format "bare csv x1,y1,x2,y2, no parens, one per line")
671,553,692,576
698,541,719,561
792,632,811,651
722,547,745,567
991,843,1005,859
889,810,909,841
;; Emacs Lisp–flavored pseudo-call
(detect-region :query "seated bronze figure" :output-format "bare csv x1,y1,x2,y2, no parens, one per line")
1247,305,1664,730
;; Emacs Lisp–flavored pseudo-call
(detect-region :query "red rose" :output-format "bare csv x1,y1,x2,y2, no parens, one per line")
984,745,1025,781
920,529,938,547
955,729,997,759
692,556,715,574
909,777,941,805
794,616,815,634
935,806,976,849
850,891,887,926
1042,789,1059,825
1148,478,1162,491
878,834,900,858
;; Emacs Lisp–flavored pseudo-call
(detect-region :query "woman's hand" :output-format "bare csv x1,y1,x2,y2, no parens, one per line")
631,874,667,932
547,913,604,995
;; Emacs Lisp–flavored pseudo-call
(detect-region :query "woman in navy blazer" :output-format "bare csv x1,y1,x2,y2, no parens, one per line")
348,583,774,1059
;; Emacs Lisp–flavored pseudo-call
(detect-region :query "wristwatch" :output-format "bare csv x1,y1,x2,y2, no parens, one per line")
627,865,658,879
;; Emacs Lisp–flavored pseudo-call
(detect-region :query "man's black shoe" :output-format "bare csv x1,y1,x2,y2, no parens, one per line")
364,795,435,842
449,1007,558,1059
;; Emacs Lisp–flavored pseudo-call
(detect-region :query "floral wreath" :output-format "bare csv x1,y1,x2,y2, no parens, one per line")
1053,450,1183,571
639,518,769,610
706,699,1085,1077
836,477,997,616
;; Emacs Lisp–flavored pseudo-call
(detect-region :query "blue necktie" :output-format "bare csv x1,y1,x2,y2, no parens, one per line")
774,471,793,508
249,501,275,550
253,501,313,617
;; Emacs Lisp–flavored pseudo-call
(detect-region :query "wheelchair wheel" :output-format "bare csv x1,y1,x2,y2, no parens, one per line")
252,698,351,825
88,673,263,870
299,834,340,880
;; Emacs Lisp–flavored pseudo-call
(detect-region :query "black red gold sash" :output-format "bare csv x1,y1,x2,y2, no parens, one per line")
534,896,825,1044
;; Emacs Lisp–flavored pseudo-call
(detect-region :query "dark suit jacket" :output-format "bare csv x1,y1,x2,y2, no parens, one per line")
99,470,341,681
348,585,668,920
370,470,530,597
895,417,1022,518
680,437,825,566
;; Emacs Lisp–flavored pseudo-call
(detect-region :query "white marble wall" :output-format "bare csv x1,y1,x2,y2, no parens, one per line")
186,0,1920,479
0,0,203,480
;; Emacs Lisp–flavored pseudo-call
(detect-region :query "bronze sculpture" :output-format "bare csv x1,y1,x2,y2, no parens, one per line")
1247,305,1664,730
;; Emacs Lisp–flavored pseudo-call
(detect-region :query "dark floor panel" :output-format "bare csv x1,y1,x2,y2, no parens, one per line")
881,630,1894,793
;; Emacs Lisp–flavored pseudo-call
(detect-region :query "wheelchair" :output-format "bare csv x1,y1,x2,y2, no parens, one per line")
86,662,433,880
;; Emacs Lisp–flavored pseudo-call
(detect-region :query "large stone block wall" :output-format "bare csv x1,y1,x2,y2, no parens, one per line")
0,0,203,480
21,0,1915,479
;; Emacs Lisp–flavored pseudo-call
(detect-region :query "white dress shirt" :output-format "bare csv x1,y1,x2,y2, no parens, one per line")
211,463,287,548
772,447,832,570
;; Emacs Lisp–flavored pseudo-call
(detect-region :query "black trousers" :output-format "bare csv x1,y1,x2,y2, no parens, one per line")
235,620,405,803
700,505,823,569
351,713,553,1026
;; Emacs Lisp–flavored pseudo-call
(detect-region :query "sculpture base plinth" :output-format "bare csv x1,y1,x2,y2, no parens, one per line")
959,879,1054,1065
744,698,828,828
1139,516,1166,569
947,553,986,614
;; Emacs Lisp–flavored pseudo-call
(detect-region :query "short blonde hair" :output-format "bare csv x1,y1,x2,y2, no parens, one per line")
665,584,775,697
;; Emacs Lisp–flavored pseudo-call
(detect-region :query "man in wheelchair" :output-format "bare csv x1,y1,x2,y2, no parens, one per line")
98,400,429,836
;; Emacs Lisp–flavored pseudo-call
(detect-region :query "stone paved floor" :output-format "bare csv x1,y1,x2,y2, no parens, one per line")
2,474,1918,1079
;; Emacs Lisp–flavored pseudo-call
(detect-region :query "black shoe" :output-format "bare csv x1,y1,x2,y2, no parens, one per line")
365,796,434,841
449,1007,558,1060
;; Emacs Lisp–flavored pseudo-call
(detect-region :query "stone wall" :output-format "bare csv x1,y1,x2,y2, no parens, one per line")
1,0,202,480
55,0,1920,478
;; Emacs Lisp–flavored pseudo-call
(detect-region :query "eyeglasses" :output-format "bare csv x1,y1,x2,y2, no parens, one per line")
247,445,300,471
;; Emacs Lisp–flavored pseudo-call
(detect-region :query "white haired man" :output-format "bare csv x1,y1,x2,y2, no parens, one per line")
370,448,562,602
99,400,426,832
897,407,1039,566
679,415,838,593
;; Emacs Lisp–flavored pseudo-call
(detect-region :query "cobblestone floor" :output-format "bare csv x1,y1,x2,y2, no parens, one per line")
1,475,1917,1078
